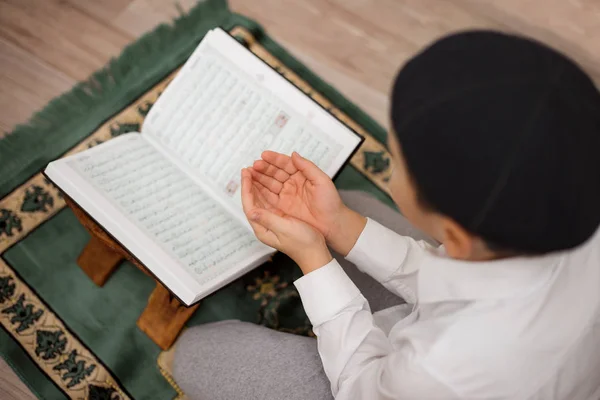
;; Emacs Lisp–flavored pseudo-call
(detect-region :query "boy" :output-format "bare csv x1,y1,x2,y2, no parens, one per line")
174,31,600,399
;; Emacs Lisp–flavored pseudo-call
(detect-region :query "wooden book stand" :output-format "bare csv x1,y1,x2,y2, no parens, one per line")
61,25,390,351
65,197,200,350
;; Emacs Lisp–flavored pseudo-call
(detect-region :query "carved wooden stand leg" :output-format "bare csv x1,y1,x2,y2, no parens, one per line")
77,236,123,286
66,197,200,350
137,283,200,350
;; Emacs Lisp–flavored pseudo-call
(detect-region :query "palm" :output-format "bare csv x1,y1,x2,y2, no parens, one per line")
277,173,339,235
249,151,343,237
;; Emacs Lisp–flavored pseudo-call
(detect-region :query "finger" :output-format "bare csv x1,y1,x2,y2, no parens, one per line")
261,151,298,175
253,160,290,183
249,167,283,194
241,168,252,201
253,180,280,206
248,217,279,246
250,209,291,235
251,183,268,209
291,152,329,183
242,169,286,249
246,213,279,247
242,171,272,236
244,179,273,216
241,168,259,215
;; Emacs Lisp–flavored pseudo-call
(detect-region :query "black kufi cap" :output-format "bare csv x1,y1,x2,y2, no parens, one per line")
391,31,600,253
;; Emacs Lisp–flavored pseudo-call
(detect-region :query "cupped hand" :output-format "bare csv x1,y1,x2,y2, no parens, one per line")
248,151,345,240
248,151,367,256
241,168,332,274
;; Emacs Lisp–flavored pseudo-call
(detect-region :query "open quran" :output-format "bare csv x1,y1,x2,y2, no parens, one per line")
45,28,363,306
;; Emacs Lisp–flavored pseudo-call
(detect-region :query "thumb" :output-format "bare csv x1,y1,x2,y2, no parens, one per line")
291,152,329,182
250,209,291,234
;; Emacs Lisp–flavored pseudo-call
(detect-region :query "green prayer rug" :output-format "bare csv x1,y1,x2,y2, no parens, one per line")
0,1,395,398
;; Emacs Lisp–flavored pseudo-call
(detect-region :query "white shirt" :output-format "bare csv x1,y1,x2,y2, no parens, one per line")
294,218,600,400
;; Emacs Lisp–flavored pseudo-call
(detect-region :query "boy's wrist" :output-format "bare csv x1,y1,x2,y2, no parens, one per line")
326,206,368,257
295,245,333,275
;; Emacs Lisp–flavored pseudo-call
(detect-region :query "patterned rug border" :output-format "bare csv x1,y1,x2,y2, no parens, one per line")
0,72,177,399
0,24,394,400
1,254,133,400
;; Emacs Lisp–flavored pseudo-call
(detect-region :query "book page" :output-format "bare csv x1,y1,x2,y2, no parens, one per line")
63,134,270,289
143,28,362,213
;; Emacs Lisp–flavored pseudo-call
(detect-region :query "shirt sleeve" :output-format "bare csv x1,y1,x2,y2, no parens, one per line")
294,260,456,400
345,218,432,303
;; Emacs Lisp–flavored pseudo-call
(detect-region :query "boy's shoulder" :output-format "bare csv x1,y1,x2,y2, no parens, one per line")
417,235,600,397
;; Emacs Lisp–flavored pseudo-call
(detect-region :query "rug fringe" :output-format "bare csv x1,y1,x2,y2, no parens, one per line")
0,0,244,196
0,0,386,199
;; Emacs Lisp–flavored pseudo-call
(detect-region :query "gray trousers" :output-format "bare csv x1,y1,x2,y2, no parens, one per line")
173,191,434,400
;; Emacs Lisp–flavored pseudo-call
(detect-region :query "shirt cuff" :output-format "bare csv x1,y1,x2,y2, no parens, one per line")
345,217,411,282
294,259,362,326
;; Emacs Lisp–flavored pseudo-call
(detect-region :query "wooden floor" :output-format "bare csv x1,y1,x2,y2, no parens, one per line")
0,0,598,398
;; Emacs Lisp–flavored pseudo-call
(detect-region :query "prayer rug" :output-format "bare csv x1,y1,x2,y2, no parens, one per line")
0,1,395,398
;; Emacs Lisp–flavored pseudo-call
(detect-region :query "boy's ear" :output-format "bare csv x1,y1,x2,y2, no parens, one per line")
440,218,476,260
